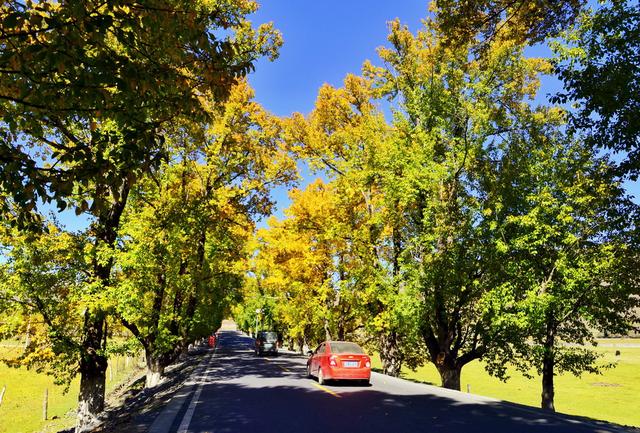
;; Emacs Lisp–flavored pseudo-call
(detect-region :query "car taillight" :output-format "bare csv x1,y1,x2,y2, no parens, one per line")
364,357,371,368
329,355,338,367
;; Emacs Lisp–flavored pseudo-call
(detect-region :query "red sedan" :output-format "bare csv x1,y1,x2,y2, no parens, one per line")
306,341,371,385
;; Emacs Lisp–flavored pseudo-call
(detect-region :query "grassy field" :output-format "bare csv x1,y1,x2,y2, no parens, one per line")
2,338,638,431
372,339,640,428
0,343,143,433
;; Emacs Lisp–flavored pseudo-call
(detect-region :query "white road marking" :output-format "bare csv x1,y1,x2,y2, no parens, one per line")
176,384,205,433
176,344,218,433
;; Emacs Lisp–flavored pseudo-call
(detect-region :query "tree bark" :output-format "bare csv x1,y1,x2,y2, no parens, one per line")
380,331,403,377
145,350,166,388
76,312,107,432
541,319,556,411
77,182,130,432
324,318,332,341
438,362,462,390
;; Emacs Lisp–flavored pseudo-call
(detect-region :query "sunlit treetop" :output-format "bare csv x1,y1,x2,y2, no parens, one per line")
433,0,584,50
0,0,282,226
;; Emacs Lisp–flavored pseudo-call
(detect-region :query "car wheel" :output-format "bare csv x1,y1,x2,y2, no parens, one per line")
318,368,325,385
306,364,312,379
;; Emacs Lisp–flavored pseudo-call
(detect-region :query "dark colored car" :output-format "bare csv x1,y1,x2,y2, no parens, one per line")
306,341,371,385
255,331,278,356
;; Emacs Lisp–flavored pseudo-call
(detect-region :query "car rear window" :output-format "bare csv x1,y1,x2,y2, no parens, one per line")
330,342,364,354
262,332,278,342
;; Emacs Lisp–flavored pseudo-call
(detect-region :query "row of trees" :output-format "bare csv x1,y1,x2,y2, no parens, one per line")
0,0,638,429
0,1,293,431
234,0,640,412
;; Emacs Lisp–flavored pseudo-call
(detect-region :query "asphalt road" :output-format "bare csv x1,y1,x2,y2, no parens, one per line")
155,330,633,433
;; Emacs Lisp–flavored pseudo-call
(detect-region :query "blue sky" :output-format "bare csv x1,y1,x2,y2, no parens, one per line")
248,1,434,224
53,1,637,229
249,1,428,117
247,1,639,223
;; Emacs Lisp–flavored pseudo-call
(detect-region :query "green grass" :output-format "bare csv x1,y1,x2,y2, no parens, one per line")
0,343,143,433
372,340,640,427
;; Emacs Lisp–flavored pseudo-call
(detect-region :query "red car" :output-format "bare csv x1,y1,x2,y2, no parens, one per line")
306,341,371,385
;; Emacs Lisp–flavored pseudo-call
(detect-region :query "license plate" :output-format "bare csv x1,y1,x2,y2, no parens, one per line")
343,361,359,368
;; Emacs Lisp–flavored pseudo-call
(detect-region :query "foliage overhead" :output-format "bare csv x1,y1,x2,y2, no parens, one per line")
0,0,282,225
552,0,640,179
434,0,584,49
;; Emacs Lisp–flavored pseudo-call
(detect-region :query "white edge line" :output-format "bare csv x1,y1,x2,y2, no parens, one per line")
176,344,218,433
176,385,204,433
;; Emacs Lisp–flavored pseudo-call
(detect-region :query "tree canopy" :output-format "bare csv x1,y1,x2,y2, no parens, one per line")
1,1,639,427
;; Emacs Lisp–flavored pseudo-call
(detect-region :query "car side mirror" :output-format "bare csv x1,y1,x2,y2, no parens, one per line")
307,350,314,356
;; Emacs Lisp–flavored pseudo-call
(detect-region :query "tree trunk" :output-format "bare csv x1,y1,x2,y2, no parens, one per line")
77,360,106,431
24,318,31,349
541,327,556,411
76,183,130,432
541,353,555,411
145,352,165,388
438,363,462,390
324,318,332,341
76,315,107,432
380,332,403,377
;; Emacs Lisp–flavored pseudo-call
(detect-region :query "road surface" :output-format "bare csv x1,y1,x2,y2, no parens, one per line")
150,330,632,433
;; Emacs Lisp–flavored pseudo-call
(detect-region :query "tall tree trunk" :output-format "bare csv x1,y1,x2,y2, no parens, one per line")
541,351,555,411
438,362,462,390
145,349,165,388
76,312,107,432
77,182,130,432
380,331,403,377
541,317,556,411
324,317,332,341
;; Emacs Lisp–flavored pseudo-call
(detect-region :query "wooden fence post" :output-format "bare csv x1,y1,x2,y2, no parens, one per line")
43,388,48,420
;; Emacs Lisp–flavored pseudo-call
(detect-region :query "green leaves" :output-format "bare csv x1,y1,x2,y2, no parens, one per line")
112,83,295,378
0,0,282,224
0,0,284,419
246,7,639,395
0,224,89,385
552,0,640,179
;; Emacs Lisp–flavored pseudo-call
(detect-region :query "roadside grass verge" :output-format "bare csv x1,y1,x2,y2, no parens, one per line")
372,339,640,428
0,342,143,433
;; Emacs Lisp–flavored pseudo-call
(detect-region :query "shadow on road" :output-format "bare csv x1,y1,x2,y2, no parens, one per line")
180,331,633,433
190,381,628,433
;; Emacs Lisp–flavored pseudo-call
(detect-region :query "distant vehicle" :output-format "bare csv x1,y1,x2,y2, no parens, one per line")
255,331,279,356
306,341,371,385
